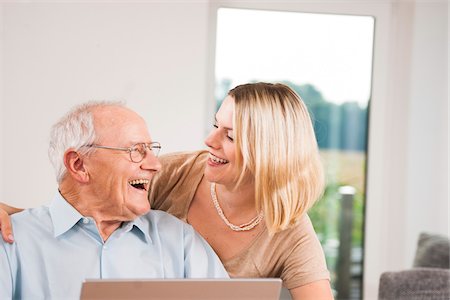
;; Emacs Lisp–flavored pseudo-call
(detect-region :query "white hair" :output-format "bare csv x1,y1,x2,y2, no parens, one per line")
48,101,125,183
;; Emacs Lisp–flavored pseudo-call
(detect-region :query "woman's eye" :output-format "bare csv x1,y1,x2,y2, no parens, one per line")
213,123,218,128
226,131,234,141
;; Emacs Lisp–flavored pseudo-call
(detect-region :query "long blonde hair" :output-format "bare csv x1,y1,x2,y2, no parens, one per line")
230,83,324,234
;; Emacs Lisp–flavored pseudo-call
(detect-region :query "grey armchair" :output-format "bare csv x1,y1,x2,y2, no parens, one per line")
378,233,450,300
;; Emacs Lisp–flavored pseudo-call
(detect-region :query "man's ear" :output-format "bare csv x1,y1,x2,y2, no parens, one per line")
63,149,89,183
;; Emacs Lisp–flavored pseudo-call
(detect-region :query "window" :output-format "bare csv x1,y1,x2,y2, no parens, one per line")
214,8,374,299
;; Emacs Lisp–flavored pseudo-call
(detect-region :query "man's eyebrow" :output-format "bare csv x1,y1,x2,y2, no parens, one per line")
129,140,152,145
214,116,233,131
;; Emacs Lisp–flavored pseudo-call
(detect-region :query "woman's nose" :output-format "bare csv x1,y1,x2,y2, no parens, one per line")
204,128,220,149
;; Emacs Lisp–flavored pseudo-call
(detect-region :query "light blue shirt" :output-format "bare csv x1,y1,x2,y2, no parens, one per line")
0,193,228,300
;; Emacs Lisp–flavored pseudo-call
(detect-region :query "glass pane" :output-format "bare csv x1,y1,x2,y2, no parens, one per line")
215,8,374,300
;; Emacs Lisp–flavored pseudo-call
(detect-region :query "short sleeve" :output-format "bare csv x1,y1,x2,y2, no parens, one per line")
280,215,330,289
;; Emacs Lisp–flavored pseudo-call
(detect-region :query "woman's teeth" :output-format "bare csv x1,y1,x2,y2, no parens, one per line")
210,153,229,164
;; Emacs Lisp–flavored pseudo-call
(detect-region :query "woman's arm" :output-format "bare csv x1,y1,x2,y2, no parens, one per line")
0,203,23,244
290,280,334,300
280,215,333,299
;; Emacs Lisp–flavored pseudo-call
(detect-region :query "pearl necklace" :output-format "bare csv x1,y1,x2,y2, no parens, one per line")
210,182,264,232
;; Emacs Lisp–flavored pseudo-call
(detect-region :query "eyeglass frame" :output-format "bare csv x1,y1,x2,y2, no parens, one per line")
84,142,161,163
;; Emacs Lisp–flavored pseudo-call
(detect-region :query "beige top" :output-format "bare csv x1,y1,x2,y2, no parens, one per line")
149,151,330,289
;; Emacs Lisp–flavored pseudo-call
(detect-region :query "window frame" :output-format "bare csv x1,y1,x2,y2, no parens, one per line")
207,1,411,299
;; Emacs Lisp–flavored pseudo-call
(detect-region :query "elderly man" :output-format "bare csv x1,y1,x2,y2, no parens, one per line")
0,102,228,299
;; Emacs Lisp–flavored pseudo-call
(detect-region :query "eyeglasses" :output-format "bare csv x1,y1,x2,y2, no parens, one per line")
85,142,161,163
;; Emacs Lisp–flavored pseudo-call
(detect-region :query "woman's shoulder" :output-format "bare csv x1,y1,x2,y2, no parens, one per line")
149,150,207,215
243,214,328,288
156,150,208,181
159,150,208,163
279,213,315,236
258,214,316,248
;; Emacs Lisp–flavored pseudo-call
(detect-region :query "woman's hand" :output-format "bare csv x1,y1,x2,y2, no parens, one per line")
0,203,23,244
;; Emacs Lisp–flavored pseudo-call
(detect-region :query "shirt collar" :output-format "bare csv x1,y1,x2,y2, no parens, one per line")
49,192,152,243
49,192,83,238
124,215,152,244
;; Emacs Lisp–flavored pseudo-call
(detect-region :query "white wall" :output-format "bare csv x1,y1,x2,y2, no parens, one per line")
364,3,448,298
0,1,448,299
0,4,4,208
0,2,210,208
405,1,448,255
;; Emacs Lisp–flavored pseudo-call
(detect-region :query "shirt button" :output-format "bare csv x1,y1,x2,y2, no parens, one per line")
82,218,89,224
103,245,108,250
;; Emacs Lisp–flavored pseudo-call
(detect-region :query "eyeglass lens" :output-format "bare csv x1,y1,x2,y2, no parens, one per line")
129,143,161,162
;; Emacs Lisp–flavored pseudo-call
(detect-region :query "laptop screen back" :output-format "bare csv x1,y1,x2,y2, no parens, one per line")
80,278,282,300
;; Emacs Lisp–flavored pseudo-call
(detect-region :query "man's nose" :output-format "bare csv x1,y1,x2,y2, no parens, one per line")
141,150,162,172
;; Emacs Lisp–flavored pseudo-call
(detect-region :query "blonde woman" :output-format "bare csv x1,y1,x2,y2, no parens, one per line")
0,83,333,299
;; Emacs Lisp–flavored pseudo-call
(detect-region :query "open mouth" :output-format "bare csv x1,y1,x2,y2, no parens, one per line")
209,153,229,164
128,179,150,191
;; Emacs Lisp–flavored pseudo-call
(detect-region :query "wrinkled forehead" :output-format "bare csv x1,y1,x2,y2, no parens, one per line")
92,106,151,144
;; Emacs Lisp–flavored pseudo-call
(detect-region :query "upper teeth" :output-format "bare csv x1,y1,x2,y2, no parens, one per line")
129,179,149,185
210,153,229,164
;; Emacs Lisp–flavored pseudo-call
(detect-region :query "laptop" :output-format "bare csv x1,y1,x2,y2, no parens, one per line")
80,278,282,300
